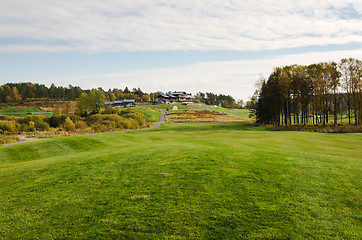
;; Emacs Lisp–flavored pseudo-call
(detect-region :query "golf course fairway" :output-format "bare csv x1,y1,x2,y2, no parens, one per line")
0,122,361,239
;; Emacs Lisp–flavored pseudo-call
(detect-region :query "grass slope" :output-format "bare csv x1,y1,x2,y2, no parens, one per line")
126,107,160,122
0,107,43,117
209,106,253,119
0,122,361,239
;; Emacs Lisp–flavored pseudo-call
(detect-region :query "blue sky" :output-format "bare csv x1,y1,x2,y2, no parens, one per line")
1,1,362,100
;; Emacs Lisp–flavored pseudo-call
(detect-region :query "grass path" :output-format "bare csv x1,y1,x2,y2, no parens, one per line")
209,106,254,120
0,122,361,239
207,105,254,121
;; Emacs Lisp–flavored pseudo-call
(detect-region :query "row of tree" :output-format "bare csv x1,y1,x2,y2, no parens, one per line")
195,92,240,108
253,58,361,125
0,83,84,102
0,82,158,104
0,82,244,110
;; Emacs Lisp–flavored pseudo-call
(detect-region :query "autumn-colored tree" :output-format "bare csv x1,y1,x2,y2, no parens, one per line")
63,117,76,131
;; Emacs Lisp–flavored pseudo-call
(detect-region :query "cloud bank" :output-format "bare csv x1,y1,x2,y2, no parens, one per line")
1,0,362,53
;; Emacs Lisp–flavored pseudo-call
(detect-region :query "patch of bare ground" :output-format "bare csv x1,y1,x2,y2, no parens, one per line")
166,109,253,123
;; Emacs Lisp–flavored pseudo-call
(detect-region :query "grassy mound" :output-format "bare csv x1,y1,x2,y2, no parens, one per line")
0,122,361,239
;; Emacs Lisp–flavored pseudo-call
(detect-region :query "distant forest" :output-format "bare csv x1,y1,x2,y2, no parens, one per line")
0,82,239,108
0,83,156,103
253,58,361,125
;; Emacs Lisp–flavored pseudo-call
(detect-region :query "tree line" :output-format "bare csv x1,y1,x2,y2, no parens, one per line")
195,92,240,108
253,58,361,125
0,82,243,109
0,82,160,104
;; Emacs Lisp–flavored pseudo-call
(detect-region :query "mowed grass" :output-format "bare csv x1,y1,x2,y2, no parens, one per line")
0,122,361,239
209,106,254,119
0,107,43,117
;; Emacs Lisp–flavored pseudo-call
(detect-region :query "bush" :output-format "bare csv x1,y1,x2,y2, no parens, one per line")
0,115,17,121
75,120,88,130
23,115,46,124
120,119,138,129
0,135,19,144
128,112,147,127
69,115,83,123
101,120,116,129
20,123,29,132
47,115,66,128
63,117,76,132
35,120,50,131
0,120,20,132
86,114,104,125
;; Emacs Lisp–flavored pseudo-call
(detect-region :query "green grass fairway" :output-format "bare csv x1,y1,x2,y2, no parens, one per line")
0,122,361,239
0,107,43,117
209,106,254,119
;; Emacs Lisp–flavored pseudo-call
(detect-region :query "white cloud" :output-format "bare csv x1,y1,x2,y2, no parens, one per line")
41,48,362,101
0,0,361,53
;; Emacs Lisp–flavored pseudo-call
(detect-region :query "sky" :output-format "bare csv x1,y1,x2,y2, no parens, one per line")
1,0,362,101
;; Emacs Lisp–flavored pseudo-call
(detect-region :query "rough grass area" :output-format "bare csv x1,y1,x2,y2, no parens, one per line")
209,106,254,119
268,124,362,133
166,109,249,123
125,107,160,122
0,122,361,239
0,135,20,144
0,107,43,117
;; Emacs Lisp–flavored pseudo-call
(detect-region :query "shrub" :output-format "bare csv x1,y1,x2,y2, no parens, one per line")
63,117,76,132
75,120,88,130
0,135,19,144
101,120,116,129
20,123,29,132
35,120,50,131
24,115,46,124
92,124,108,133
69,115,83,123
120,119,138,129
47,115,66,128
128,112,147,127
0,120,20,132
0,115,17,121
86,114,104,125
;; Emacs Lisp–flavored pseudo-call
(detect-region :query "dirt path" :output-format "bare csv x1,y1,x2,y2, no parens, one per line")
148,109,165,129
4,136,42,146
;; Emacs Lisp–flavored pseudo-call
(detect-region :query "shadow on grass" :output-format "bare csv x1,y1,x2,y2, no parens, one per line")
153,122,266,132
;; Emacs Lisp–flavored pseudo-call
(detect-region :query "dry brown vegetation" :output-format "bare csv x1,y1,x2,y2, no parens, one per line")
165,109,253,123
267,124,362,133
